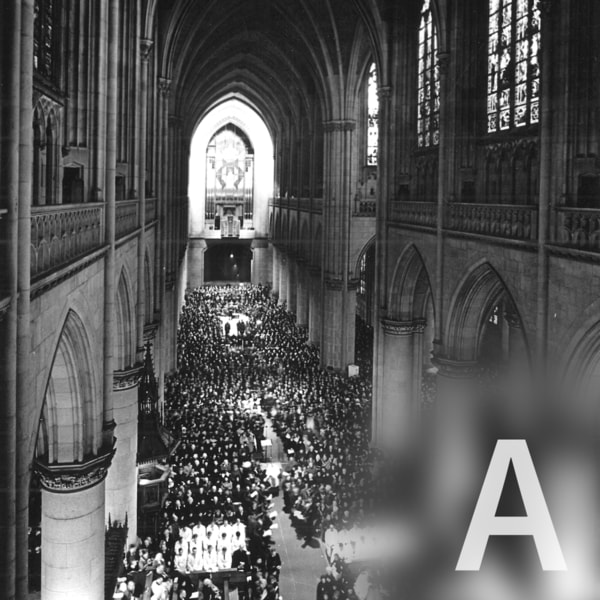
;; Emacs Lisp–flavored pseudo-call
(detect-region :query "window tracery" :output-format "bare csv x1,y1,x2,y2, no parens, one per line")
418,0,440,148
367,63,379,166
487,0,541,133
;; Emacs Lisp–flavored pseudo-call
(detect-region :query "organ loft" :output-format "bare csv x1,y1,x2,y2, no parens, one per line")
1,0,599,599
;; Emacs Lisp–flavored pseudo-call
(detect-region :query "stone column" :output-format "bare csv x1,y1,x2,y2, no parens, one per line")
278,253,288,307
295,261,309,327
376,319,425,452
16,2,35,595
0,3,22,596
186,238,207,288
251,239,271,286
286,257,297,314
36,450,113,600
308,267,321,346
105,368,142,544
271,245,280,297
322,278,356,371
427,356,484,544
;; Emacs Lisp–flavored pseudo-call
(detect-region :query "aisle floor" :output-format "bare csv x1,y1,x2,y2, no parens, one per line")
262,420,329,600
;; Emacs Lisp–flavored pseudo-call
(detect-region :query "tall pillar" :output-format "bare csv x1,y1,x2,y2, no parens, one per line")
322,278,356,370
278,253,288,307
251,239,271,286
295,262,309,327
271,245,280,297
0,2,22,596
375,319,425,451
16,1,35,595
427,357,484,545
321,119,356,371
286,257,297,314
36,454,112,600
308,267,321,346
186,238,207,288
105,370,142,545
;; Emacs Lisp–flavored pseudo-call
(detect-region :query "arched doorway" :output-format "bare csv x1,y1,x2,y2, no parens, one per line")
204,241,252,283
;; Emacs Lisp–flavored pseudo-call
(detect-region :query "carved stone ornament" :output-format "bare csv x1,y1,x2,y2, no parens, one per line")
34,445,115,494
381,318,426,336
113,362,143,391
143,320,160,342
323,120,356,133
431,355,480,378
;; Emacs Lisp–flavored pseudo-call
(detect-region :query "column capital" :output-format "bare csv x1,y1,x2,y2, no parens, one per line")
113,362,144,391
324,277,344,291
158,77,172,97
378,85,392,99
381,318,426,336
323,120,356,133
34,445,115,494
431,355,480,378
143,320,160,342
140,38,154,62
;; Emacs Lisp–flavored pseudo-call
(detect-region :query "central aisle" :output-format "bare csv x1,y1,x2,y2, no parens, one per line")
262,420,329,600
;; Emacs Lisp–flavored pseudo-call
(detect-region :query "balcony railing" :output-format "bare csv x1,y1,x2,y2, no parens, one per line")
354,198,376,216
145,197,157,224
116,199,139,239
445,203,537,241
389,201,437,228
556,207,600,251
31,203,104,278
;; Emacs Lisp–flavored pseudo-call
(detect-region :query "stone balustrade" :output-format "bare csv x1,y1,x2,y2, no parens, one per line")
389,200,437,228
354,198,376,216
555,207,600,252
116,199,139,238
445,203,537,241
30,203,104,278
145,197,157,224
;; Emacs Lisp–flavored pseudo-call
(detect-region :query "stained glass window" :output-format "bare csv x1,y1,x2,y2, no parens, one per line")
367,63,379,166
34,0,57,81
487,0,540,133
417,0,440,148
359,252,368,295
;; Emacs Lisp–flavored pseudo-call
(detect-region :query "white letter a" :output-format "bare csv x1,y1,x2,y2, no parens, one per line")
456,439,566,571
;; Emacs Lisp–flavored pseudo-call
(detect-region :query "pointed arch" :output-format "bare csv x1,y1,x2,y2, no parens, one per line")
115,268,136,371
444,260,525,361
388,243,435,323
36,310,98,464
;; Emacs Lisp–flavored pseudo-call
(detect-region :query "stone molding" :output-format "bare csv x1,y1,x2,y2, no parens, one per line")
381,318,426,336
324,277,344,291
34,445,115,494
323,120,356,133
113,362,143,391
140,38,154,62
143,320,160,342
431,355,480,378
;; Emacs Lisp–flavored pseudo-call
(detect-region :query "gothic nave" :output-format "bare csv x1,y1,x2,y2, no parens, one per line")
1,0,600,598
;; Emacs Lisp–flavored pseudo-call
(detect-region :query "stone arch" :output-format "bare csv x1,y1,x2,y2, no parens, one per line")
388,243,435,323
36,310,98,464
115,268,136,371
444,260,526,362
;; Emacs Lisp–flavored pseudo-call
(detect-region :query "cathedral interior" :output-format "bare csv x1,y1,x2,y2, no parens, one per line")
1,0,600,599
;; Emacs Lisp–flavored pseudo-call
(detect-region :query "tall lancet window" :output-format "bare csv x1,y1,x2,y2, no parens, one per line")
417,0,440,148
34,0,58,82
367,63,379,166
487,0,541,132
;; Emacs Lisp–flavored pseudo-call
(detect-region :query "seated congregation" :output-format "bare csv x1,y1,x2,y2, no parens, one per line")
116,285,383,600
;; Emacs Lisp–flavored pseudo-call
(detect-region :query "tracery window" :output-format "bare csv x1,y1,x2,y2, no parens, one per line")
417,0,440,148
367,63,379,166
34,0,58,81
487,0,541,133
359,252,368,296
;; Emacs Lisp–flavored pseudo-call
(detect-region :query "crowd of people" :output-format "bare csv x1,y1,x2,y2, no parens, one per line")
116,284,383,600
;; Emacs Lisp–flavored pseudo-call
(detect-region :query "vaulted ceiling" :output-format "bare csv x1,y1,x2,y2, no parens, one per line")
154,0,388,141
